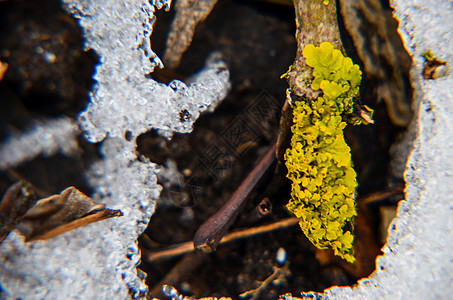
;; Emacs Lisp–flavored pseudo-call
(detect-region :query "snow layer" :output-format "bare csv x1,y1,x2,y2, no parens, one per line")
66,0,229,142
324,1,453,299
0,0,229,299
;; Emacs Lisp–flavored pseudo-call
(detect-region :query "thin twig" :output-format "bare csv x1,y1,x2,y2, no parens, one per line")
145,217,298,263
150,252,207,298
359,185,404,205
193,143,277,252
146,241,195,263
238,263,291,300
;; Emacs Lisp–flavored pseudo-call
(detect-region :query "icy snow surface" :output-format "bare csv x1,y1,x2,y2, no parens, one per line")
323,1,453,299
0,0,229,298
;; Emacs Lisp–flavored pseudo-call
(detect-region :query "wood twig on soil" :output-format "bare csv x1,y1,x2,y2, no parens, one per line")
359,185,404,205
150,252,208,298
238,263,291,300
144,217,299,263
193,142,277,252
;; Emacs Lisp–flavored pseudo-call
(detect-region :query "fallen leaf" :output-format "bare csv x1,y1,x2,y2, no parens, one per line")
0,181,37,243
15,186,123,241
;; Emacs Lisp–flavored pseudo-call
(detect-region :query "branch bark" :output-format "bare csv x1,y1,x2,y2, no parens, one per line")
287,1,341,99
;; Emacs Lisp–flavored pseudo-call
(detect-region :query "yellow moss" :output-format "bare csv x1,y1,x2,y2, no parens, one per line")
285,42,367,263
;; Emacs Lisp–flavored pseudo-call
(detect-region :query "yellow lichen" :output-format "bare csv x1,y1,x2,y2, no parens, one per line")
285,42,368,263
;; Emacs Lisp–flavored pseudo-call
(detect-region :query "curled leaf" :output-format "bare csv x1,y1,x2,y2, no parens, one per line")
16,186,122,241
0,181,37,243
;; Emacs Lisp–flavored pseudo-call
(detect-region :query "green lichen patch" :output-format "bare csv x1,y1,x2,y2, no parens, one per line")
285,42,366,263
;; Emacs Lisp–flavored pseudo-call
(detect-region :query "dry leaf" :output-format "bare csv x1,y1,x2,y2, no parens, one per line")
0,181,38,243
16,186,123,241
163,0,218,69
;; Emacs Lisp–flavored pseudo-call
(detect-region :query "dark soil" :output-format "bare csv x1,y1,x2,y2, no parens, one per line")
0,0,98,196
0,0,405,299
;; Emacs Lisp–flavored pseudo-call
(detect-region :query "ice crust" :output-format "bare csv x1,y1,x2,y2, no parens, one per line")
0,0,229,298
323,1,453,299
66,0,229,142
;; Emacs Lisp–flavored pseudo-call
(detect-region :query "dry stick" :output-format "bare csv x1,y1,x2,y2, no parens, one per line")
238,263,291,300
359,185,405,205
193,143,277,252
150,252,208,298
145,217,299,263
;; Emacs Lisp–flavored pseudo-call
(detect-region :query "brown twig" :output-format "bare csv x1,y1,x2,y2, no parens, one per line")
150,252,208,298
359,185,404,205
193,143,277,252
140,232,161,249
145,217,299,263
146,241,195,263
238,263,291,300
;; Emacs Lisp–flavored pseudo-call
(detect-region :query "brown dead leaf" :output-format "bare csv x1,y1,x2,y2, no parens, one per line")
163,0,218,69
0,181,38,243
15,186,122,241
